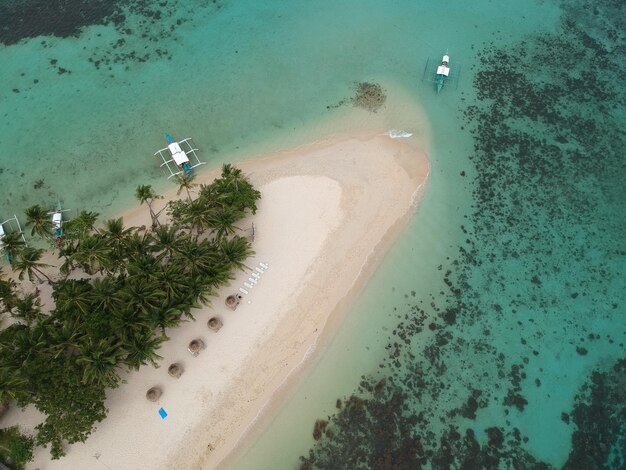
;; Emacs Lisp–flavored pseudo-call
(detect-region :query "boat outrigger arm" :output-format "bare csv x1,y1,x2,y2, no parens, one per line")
0,215,27,259
435,53,451,93
154,134,206,180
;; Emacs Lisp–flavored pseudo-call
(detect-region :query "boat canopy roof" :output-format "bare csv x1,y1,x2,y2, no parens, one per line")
52,212,62,227
442,54,450,63
168,142,190,165
437,65,450,76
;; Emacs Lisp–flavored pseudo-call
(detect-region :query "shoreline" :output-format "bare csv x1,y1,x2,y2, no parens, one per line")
214,142,429,470
174,131,429,470
2,127,429,470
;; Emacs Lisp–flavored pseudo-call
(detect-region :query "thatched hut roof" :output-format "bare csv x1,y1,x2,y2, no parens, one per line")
188,338,205,356
146,387,162,402
168,363,184,378
207,316,223,332
225,294,241,311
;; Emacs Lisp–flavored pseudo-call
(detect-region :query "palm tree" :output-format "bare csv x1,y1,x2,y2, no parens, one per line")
198,183,218,205
70,234,111,274
154,263,188,301
110,307,151,344
76,338,124,388
135,185,162,229
178,200,210,235
219,236,255,272
58,240,87,277
118,278,165,318
1,231,26,264
208,206,244,240
90,277,124,314
184,274,216,308
0,365,30,405
13,247,54,284
176,173,196,201
24,204,54,240
211,165,261,213
122,330,164,370
221,163,243,187
204,263,235,291
123,232,155,263
44,317,83,359
232,179,262,214
3,323,46,369
54,279,93,317
63,210,100,241
173,239,218,276
150,304,186,339
0,277,17,314
101,218,134,256
11,293,43,326
153,224,186,260
126,255,161,284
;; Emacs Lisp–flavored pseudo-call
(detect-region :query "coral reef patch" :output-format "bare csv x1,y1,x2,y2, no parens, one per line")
300,0,625,467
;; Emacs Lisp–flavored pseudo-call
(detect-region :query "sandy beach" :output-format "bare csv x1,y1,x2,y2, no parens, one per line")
2,130,428,470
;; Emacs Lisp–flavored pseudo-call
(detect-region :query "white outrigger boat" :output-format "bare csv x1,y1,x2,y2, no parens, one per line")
435,53,451,93
48,201,71,242
0,215,27,261
154,134,206,180
422,51,460,93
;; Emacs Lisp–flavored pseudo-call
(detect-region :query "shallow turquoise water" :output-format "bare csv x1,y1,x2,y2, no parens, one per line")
1,0,553,218
1,0,624,468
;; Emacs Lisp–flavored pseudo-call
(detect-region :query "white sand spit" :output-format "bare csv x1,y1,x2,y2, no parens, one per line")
3,131,428,470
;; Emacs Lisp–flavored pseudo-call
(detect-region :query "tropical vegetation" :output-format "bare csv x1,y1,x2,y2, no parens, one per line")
0,165,260,461
0,426,34,470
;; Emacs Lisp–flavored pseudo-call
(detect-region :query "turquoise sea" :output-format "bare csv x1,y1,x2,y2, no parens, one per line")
1,0,624,469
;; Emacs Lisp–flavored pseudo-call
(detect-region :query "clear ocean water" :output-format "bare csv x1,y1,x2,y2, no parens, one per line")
1,0,624,469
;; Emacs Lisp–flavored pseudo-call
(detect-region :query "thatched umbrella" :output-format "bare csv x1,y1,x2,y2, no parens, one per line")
225,294,241,311
188,338,205,357
207,316,223,332
168,363,184,378
146,387,162,402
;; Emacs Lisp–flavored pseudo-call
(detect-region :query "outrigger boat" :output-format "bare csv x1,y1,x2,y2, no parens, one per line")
0,215,27,261
422,51,460,93
154,134,206,180
435,53,450,93
48,201,71,242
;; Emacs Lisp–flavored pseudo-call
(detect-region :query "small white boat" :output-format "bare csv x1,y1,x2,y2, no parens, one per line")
154,134,206,180
48,201,71,241
422,51,460,93
435,53,451,93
